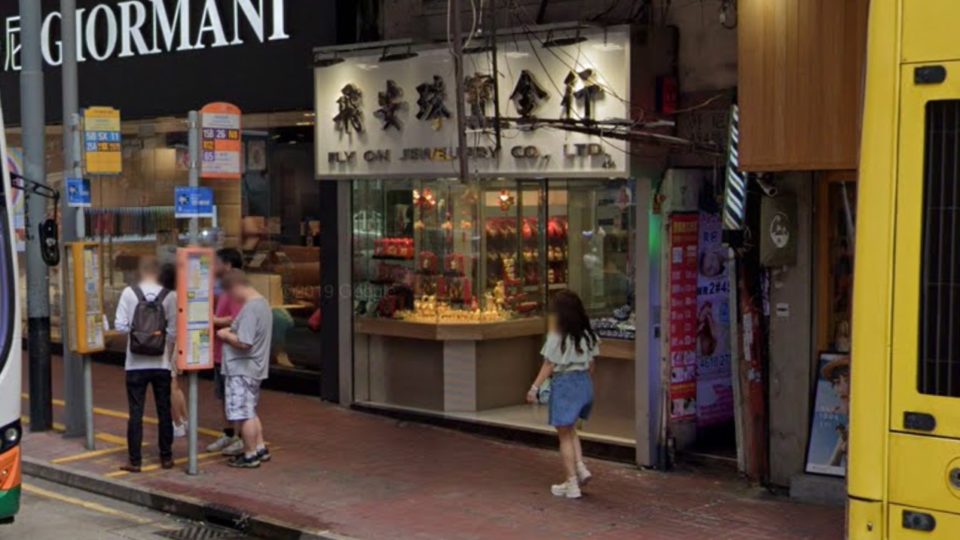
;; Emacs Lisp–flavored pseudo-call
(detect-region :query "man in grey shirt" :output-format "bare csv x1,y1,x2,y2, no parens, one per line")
216,270,273,468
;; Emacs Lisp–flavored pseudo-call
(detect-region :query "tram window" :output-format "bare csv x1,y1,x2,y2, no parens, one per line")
0,184,14,374
919,100,960,397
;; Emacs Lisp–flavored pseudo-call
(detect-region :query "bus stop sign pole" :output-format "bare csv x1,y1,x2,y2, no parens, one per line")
187,110,200,476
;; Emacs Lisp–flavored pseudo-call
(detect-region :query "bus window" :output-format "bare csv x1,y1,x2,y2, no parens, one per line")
0,183,12,375
919,100,960,397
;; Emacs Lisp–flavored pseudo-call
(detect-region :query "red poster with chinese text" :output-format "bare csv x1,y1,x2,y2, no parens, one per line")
669,213,699,420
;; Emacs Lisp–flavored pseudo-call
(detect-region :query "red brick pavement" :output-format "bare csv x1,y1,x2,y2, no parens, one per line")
20,359,844,539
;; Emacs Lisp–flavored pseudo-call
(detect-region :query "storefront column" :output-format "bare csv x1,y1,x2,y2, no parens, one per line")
635,177,658,467
320,180,349,403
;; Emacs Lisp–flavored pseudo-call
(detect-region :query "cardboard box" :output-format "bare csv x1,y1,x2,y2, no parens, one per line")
248,273,284,307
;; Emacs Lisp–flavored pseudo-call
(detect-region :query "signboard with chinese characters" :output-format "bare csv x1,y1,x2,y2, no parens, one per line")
314,26,631,178
669,213,699,421
200,102,242,180
176,247,215,372
83,106,121,175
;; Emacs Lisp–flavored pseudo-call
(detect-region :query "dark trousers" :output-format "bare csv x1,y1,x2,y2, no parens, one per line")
125,369,173,466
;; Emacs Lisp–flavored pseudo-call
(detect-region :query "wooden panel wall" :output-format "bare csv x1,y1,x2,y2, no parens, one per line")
738,0,868,172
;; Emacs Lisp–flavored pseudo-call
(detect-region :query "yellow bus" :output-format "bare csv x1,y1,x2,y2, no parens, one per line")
851,1,960,538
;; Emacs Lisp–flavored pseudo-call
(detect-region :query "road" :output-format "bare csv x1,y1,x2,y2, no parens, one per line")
2,476,260,539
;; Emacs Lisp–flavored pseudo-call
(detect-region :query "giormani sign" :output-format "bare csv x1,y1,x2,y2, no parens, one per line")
0,0,341,123
3,0,291,70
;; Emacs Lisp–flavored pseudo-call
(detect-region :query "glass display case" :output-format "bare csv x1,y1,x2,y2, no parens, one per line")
353,178,546,326
548,179,637,342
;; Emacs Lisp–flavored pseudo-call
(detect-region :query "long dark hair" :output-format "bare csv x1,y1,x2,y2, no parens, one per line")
550,290,597,354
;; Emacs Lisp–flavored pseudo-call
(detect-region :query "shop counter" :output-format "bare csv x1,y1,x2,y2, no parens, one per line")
354,317,545,413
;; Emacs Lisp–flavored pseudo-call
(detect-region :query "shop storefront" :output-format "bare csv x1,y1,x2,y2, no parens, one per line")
2,0,348,396
315,26,684,464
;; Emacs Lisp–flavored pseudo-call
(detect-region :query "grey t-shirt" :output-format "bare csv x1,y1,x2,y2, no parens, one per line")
222,297,272,380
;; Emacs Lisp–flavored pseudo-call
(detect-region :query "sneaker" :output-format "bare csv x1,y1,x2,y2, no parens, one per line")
161,459,175,470
207,435,238,453
221,439,245,457
576,462,593,486
550,478,582,499
256,447,272,463
173,421,187,439
227,454,261,469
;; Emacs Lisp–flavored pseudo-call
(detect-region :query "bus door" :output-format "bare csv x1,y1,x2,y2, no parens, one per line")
890,61,960,530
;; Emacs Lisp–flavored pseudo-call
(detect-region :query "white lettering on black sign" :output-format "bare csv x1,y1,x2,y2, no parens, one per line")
3,0,290,71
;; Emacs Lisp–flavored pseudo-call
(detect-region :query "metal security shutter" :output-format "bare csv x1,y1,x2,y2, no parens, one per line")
919,100,960,396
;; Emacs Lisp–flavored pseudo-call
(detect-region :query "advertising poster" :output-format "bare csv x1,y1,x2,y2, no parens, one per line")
176,248,215,371
200,102,242,180
696,213,734,426
83,107,122,175
6,147,24,252
669,213,699,420
805,353,851,477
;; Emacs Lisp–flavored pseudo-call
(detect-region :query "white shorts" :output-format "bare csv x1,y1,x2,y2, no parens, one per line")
224,375,261,422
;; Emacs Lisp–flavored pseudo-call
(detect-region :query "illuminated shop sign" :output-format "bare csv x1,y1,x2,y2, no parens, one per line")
314,26,632,178
2,0,290,71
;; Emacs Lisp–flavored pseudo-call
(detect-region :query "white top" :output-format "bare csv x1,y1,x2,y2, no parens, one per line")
114,281,177,371
540,331,599,372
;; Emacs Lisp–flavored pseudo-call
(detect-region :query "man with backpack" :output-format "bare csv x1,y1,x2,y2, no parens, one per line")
114,257,178,472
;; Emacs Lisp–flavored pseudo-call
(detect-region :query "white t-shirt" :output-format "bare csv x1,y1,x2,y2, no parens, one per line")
540,331,599,372
114,281,177,371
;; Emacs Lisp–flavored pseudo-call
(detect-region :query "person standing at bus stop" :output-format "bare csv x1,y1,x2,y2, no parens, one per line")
217,270,272,468
114,257,177,473
206,248,245,456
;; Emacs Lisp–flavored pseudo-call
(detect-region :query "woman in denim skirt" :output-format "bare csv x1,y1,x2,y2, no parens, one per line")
527,290,599,499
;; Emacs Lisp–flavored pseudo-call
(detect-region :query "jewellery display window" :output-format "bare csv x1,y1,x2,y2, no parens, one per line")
352,178,546,325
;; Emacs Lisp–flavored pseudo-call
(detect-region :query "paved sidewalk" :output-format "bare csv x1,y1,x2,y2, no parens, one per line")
21,358,844,539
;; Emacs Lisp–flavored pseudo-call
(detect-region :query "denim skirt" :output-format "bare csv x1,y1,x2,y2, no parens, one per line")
548,370,594,427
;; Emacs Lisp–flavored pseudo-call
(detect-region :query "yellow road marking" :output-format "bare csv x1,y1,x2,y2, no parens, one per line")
22,394,224,438
22,483,152,524
96,433,128,445
20,416,65,433
52,444,147,465
105,450,226,478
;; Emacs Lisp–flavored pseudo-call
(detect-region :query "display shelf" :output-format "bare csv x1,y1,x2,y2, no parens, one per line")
371,255,415,262
597,338,635,361
355,316,545,341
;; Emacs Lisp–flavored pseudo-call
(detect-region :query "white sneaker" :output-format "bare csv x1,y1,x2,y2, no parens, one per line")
206,434,238,453
173,421,187,439
221,439,245,456
576,461,593,486
550,478,582,499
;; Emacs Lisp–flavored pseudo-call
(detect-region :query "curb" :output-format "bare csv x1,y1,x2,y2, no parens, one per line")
22,457,341,540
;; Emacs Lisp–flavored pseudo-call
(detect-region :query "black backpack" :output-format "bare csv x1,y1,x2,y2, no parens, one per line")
129,286,171,356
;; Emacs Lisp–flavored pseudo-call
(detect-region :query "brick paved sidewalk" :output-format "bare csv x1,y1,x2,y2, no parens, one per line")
21,359,844,540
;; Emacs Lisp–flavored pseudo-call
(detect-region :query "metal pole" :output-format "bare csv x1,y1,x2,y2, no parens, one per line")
186,110,200,475
60,0,87,443
72,112,93,450
488,0,502,152
450,0,469,182
20,0,52,432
